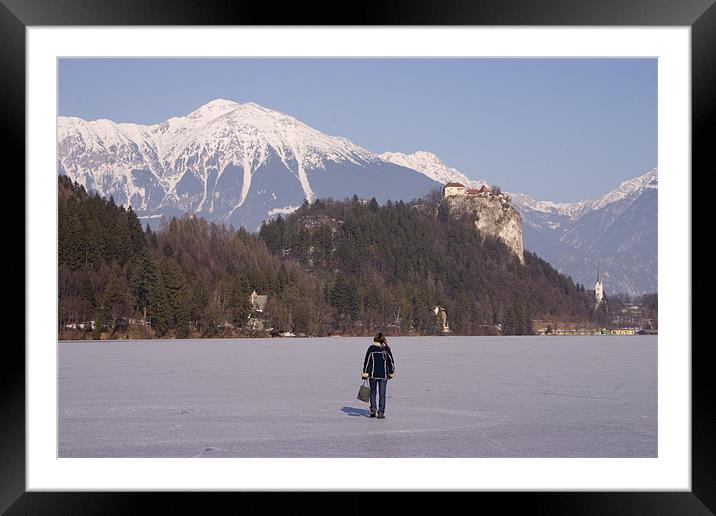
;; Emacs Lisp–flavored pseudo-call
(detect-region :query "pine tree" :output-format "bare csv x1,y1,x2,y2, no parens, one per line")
91,309,103,340
112,214,133,265
329,274,358,321
502,305,517,335
80,273,96,314
129,250,156,320
149,270,170,337
229,274,251,327
126,205,146,254
518,302,534,335
101,272,129,336
159,258,191,336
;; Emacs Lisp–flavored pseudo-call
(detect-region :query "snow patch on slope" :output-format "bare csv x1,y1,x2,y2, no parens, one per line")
267,205,301,217
591,168,658,210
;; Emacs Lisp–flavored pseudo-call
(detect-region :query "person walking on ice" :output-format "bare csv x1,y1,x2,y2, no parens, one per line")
362,332,396,419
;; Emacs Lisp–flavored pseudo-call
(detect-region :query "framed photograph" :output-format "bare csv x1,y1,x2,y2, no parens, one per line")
7,0,710,512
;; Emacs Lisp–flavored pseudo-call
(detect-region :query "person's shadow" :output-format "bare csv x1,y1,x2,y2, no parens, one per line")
341,406,371,417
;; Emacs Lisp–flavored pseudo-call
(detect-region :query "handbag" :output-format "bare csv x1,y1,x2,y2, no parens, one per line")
357,379,371,403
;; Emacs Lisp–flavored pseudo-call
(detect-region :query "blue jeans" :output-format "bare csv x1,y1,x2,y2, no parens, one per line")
369,378,387,414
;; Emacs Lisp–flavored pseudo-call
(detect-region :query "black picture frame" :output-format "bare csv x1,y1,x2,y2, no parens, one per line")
5,0,708,513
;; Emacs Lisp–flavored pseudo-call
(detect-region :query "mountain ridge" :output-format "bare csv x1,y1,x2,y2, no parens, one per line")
379,150,486,188
58,100,439,230
509,168,657,217
58,99,656,294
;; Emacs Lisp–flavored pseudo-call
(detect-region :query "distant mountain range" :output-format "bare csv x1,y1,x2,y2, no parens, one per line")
58,99,439,231
509,169,657,296
58,99,657,295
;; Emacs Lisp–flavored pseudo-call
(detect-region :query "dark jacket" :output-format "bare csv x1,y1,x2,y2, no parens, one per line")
363,344,395,379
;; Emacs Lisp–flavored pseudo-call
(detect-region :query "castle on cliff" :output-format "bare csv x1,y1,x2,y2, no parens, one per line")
443,182,510,203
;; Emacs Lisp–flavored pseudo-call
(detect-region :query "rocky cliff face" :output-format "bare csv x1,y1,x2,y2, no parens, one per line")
442,195,525,263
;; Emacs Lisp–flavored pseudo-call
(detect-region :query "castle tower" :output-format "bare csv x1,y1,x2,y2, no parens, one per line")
595,266,604,304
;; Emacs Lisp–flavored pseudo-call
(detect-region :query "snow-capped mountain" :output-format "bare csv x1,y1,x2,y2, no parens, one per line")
509,168,658,296
379,151,486,188
510,168,657,220
58,99,440,230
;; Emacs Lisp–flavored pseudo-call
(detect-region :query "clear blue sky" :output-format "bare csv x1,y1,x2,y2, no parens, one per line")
58,58,656,202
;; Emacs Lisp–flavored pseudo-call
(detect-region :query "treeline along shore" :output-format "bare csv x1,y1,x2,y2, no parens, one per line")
59,176,605,340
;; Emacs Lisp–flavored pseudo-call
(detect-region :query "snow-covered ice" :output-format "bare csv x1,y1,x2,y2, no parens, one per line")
58,336,657,458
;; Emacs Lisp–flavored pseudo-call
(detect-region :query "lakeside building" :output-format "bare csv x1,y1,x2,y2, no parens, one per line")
610,328,637,335
433,306,451,333
535,327,600,336
247,290,269,333
250,290,268,312
551,328,600,336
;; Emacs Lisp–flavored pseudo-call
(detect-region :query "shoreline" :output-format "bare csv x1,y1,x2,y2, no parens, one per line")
58,333,657,343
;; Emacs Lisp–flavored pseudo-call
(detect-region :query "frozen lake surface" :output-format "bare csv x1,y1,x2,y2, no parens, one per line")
59,336,657,457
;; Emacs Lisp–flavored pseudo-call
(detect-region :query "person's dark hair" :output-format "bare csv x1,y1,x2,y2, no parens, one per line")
373,332,390,351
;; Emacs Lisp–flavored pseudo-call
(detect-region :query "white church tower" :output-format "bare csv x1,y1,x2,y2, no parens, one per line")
595,266,604,304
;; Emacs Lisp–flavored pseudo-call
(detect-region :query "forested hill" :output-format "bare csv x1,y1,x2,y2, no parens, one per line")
259,195,595,335
58,176,596,339
59,175,318,339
